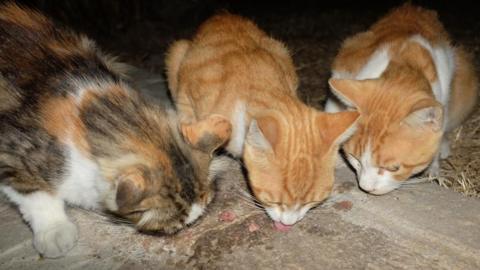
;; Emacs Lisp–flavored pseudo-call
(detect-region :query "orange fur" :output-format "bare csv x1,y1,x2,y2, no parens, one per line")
39,96,90,154
328,4,478,193
167,13,359,223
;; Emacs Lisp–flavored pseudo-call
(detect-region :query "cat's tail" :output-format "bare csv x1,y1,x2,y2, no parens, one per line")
165,40,191,96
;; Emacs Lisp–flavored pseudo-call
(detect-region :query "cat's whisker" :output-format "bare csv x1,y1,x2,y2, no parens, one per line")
235,189,262,204
234,194,265,210
236,196,264,209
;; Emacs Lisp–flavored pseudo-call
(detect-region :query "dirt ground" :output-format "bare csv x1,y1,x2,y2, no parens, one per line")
23,1,480,195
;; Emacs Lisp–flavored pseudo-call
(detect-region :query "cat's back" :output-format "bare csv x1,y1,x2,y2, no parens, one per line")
0,3,117,102
169,13,298,119
332,4,450,75
193,13,265,48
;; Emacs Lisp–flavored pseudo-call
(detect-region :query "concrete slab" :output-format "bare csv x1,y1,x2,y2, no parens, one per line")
1,69,479,270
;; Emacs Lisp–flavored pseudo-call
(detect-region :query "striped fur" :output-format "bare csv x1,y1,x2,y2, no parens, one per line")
0,3,231,258
166,14,359,226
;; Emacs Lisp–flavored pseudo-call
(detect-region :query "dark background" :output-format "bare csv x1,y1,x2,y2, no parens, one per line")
10,0,479,74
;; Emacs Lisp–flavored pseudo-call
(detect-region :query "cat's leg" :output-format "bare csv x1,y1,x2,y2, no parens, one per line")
1,186,78,258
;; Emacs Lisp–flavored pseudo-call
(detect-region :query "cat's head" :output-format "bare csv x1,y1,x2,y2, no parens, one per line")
329,73,443,195
103,113,231,234
243,109,359,226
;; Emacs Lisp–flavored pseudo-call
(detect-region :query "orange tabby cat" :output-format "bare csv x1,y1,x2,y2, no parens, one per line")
325,4,478,194
166,14,359,227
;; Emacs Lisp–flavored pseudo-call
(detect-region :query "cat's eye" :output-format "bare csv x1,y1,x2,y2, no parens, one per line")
302,201,322,209
382,165,400,172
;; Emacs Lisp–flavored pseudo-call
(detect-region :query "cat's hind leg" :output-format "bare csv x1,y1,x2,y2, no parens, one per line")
2,186,78,258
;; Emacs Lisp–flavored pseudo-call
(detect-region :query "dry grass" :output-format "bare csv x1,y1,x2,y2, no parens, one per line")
432,109,480,197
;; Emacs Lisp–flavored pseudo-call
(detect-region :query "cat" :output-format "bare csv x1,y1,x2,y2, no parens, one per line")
0,3,232,258
166,13,359,228
325,4,478,195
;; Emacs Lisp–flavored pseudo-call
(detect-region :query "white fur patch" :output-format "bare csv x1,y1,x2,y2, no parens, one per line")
265,204,310,225
226,101,247,156
324,98,345,113
357,143,400,194
58,143,108,209
0,187,78,258
355,47,391,80
185,203,205,225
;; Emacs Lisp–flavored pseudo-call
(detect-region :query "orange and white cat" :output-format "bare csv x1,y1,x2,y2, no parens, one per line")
325,4,478,194
167,14,359,227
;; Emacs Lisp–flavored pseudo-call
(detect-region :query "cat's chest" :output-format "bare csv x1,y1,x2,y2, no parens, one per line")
57,143,111,209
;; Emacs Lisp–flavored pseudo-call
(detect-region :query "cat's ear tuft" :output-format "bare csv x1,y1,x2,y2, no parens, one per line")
317,111,360,145
115,168,146,210
245,118,276,152
181,114,232,155
328,78,374,110
403,99,443,132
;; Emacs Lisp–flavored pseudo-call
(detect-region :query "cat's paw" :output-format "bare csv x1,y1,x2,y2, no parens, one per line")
33,220,78,258
181,114,232,153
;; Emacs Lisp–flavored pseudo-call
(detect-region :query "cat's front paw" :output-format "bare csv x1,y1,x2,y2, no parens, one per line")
33,220,78,258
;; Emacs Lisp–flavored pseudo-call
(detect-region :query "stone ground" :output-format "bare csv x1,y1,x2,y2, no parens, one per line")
2,2,480,269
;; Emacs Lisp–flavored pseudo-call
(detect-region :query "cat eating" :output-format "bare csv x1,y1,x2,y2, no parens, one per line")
166,13,359,228
325,4,478,194
0,3,231,258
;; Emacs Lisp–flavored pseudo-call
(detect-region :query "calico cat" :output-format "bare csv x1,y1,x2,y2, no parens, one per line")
325,4,478,194
0,3,232,258
166,14,359,228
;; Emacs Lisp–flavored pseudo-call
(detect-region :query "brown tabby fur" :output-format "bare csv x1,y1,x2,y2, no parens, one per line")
327,4,478,193
167,14,359,224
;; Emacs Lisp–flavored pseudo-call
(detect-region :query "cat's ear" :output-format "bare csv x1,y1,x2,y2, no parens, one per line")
328,78,375,110
181,114,232,155
115,167,146,210
403,99,443,132
245,116,279,153
317,111,360,145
